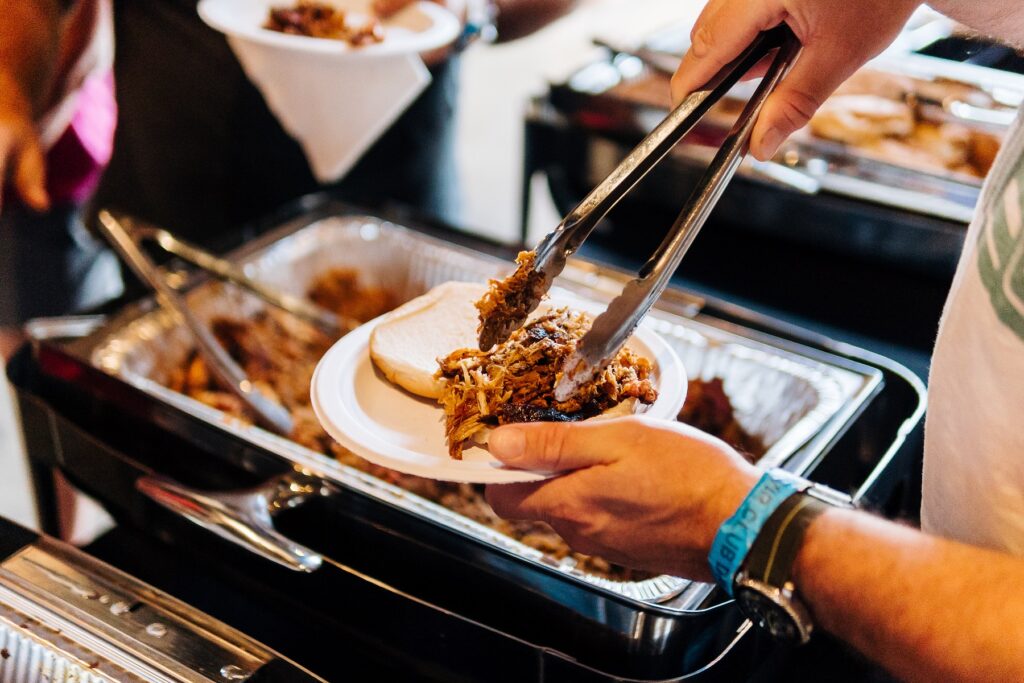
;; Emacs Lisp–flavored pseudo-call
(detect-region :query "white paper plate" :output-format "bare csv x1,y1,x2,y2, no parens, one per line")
198,0,462,58
198,0,458,182
311,297,688,484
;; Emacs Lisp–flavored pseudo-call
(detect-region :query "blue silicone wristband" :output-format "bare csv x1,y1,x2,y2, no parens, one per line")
708,469,801,597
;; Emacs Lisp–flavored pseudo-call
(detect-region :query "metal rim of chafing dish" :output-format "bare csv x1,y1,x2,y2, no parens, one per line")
84,213,881,609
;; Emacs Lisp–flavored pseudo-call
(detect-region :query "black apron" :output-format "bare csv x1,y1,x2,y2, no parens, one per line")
91,0,460,243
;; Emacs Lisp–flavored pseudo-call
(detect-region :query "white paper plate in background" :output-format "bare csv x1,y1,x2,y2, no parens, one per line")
198,0,462,57
197,0,461,182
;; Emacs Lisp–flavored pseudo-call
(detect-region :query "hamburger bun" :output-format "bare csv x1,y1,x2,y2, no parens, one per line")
369,281,487,399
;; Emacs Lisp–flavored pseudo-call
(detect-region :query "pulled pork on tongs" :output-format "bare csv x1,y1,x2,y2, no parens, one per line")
474,28,801,397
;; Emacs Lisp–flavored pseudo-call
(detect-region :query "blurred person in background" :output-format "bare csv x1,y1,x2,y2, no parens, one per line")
0,0,120,360
0,0,578,361
487,1,1024,680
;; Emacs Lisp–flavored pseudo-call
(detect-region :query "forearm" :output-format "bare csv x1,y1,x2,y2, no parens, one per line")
927,1,1024,47
493,0,579,42
794,509,1024,681
0,0,65,115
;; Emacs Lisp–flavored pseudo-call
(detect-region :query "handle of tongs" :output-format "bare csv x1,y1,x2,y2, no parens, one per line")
130,225,350,337
533,25,797,277
96,210,294,435
554,26,802,401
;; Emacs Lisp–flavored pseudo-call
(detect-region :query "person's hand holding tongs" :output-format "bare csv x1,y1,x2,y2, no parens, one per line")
477,26,802,400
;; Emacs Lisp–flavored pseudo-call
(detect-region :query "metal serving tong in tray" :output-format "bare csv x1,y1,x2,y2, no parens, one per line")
478,26,801,401
96,211,352,435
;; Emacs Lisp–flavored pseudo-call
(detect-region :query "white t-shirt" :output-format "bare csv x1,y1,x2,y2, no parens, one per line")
922,106,1024,553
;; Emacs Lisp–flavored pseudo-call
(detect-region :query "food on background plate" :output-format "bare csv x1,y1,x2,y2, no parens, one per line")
834,69,999,113
807,69,1003,178
858,122,972,177
166,269,761,582
808,96,999,177
808,95,916,146
369,281,659,459
831,69,916,102
607,64,1005,179
265,1,385,46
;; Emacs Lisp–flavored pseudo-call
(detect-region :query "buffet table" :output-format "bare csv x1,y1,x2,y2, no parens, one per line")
7,2,1021,680
7,199,925,681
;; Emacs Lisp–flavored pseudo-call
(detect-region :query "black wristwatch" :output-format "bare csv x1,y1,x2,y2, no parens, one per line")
732,486,848,645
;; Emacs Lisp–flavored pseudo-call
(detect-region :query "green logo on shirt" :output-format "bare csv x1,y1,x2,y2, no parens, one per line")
977,174,1024,341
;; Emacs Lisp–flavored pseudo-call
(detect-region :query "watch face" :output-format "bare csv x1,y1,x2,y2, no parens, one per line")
734,584,810,645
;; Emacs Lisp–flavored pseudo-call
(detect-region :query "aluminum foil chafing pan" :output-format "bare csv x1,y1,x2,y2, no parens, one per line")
89,215,879,606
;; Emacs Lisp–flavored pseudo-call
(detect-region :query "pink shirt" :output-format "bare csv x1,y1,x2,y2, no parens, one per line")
45,70,116,206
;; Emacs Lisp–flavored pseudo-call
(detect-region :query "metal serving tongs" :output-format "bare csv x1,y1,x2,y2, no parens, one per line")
477,26,802,402
96,211,352,435
132,225,352,337
593,37,819,195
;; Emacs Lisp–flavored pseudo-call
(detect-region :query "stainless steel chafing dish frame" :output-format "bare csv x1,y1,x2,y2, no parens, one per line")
74,209,882,611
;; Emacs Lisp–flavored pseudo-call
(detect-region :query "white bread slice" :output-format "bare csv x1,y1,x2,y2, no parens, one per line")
369,281,488,399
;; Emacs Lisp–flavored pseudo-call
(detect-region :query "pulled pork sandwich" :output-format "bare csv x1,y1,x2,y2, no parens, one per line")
438,307,658,459
166,272,763,583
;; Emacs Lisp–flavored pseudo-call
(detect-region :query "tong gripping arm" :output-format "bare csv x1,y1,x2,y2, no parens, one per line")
481,26,799,353
554,26,802,401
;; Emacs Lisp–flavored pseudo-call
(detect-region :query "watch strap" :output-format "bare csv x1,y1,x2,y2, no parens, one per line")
744,492,831,589
708,469,803,596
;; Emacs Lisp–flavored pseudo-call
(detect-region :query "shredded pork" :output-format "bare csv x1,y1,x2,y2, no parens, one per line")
438,307,658,459
476,251,550,350
678,378,763,463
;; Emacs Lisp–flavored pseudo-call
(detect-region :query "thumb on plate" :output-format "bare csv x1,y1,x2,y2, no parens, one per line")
490,421,619,473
